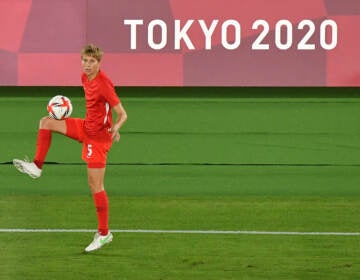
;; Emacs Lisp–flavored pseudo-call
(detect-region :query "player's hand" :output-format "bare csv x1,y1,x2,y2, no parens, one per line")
109,126,121,142
113,132,120,142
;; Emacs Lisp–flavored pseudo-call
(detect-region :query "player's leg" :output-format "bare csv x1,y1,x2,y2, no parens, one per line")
87,167,108,235
33,117,67,169
13,117,67,178
83,141,113,252
39,116,67,133
85,167,113,252
13,117,82,178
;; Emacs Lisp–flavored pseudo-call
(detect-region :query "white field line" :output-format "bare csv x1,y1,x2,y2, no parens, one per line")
0,229,359,236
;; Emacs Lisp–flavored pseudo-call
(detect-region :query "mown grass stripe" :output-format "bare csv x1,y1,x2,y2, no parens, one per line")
0,228,359,236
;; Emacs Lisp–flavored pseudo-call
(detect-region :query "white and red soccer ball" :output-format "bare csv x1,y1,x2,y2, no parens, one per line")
47,95,73,120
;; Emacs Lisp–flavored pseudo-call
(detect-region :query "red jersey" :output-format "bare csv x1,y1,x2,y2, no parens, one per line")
81,70,120,141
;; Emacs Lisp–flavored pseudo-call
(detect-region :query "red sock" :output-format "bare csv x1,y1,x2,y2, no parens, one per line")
93,190,109,236
33,129,52,169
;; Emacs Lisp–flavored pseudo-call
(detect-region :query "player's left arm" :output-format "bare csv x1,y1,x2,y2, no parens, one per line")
109,102,127,142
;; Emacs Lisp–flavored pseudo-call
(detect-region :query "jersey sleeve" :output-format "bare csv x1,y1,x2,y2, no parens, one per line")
102,79,121,107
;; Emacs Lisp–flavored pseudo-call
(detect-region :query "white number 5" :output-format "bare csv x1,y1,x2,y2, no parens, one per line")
87,144,93,158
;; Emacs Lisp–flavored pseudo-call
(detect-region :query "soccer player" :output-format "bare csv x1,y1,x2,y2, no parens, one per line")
13,44,127,252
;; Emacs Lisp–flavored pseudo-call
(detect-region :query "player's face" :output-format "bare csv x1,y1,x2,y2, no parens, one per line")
81,55,100,80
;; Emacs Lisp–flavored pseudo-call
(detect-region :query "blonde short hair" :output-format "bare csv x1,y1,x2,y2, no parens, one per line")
81,44,103,62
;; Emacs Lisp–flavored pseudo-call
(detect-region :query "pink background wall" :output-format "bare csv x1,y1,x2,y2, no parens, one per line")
0,0,359,86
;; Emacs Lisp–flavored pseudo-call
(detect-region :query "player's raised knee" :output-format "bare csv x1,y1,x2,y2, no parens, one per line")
39,116,52,129
39,116,66,134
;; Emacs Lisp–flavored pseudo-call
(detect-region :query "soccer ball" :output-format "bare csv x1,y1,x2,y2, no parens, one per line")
47,95,73,120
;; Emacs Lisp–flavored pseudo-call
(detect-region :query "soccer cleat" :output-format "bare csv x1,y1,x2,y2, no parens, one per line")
85,232,113,252
13,158,42,179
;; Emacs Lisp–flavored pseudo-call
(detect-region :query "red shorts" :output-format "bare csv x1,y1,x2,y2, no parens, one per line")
65,118,112,168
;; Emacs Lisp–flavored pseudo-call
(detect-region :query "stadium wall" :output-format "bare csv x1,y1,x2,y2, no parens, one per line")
0,0,359,86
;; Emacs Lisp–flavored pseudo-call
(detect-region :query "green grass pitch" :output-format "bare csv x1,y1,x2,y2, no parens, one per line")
0,89,359,279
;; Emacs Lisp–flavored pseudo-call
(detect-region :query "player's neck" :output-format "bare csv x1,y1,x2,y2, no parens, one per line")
87,70,100,81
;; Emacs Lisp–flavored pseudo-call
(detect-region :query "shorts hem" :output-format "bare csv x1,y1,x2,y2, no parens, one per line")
87,162,106,168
